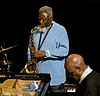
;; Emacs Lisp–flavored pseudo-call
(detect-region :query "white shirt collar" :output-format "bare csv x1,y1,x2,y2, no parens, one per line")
79,65,93,84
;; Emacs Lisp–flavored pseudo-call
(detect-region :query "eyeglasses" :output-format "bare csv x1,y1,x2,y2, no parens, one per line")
38,18,47,22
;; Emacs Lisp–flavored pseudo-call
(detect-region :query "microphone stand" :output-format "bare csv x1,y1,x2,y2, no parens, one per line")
4,53,11,73
0,45,11,73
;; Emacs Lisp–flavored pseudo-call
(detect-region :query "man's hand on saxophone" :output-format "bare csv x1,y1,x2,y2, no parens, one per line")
32,50,46,58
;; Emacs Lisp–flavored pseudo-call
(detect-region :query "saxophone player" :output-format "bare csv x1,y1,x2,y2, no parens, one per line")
28,6,69,90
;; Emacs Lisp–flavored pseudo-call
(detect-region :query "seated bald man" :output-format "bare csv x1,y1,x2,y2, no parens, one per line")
65,54,100,96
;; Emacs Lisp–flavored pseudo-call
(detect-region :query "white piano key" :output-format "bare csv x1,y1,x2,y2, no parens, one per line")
67,88,76,92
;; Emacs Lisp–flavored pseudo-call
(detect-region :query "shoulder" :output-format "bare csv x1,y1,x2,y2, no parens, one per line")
88,71,100,79
86,71,100,86
52,21,66,31
32,26,39,34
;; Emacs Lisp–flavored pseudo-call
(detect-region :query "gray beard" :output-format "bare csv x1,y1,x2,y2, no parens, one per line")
39,27,46,32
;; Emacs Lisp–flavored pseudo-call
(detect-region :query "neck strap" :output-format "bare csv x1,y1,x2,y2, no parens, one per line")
38,23,53,50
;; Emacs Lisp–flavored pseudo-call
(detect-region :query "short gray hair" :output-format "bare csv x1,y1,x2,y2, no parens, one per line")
39,6,53,18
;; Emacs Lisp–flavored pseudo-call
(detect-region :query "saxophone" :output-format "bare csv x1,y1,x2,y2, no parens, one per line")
25,26,40,73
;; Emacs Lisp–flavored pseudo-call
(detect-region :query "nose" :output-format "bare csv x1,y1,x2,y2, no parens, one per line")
39,19,44,24
39,20,42,24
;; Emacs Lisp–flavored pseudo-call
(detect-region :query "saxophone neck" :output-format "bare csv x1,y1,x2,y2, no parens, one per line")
31,26,41,32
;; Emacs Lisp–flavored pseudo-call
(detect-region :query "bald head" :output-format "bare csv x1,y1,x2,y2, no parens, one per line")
66,54,85,67
65,54,87,80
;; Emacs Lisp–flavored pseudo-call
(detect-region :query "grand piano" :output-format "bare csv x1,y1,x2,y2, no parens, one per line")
0,73,51,96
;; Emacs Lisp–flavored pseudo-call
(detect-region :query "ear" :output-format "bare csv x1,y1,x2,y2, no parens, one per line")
50,16,53,21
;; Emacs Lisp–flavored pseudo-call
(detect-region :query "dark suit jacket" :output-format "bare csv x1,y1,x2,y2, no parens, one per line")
75,71,100,96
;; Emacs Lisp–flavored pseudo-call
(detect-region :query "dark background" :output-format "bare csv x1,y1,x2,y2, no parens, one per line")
0,0,100,73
